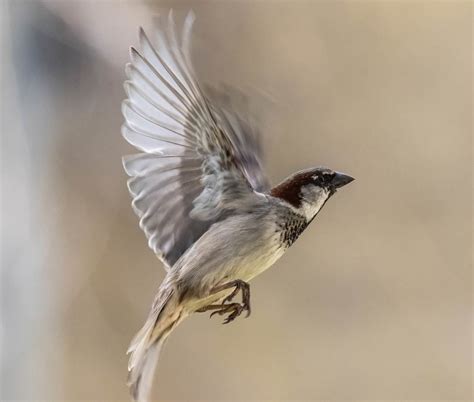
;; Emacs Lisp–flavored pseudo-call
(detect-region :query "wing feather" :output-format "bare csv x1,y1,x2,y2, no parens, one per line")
122,11,269,269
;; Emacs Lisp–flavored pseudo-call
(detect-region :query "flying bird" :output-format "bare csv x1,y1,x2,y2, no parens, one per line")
122,11,354,402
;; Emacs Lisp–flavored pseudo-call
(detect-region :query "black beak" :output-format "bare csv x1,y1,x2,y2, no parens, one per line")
331,171,354,189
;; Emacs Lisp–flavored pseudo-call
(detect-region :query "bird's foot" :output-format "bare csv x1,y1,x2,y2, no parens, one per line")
211,302,245,324
196,280,251,323
217,279,251,317
196,302,245,324
222,280,250,309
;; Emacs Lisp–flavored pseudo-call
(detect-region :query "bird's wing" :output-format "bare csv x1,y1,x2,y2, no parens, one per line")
122,12,269,269
204,83,271,193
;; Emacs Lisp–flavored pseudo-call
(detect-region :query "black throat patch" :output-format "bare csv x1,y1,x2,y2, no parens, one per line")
276,210,309,248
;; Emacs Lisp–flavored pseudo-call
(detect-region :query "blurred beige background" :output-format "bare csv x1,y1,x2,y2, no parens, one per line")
1,0,472,401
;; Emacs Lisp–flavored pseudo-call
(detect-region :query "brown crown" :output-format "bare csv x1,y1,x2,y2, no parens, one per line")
269,170,317,208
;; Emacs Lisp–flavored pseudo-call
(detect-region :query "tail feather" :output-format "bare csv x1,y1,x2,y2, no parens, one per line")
128,339,164,402
127,289,181,402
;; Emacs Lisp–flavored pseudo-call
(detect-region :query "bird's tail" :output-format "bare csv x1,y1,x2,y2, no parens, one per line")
127,288,184,402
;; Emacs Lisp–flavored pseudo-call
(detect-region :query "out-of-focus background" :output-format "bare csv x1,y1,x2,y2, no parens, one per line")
1,0,472,400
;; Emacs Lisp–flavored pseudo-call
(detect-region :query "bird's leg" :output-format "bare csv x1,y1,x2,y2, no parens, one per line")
213,280,251,316
196,280,251,324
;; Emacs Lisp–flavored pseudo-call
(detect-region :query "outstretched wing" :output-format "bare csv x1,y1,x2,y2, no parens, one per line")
122,12,269,269
204,83,270,193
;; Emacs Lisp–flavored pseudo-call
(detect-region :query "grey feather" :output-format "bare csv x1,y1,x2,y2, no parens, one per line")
122,11,269,268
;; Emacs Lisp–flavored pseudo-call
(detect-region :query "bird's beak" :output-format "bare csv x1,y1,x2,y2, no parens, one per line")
332,172,354,189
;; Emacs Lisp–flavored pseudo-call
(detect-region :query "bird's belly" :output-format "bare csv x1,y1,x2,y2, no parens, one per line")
236,242,285,282
211,231,286,288
189,240,285,311
177,217,287,310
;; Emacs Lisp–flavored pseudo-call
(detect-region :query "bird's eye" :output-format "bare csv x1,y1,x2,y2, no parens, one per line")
322,172,335,183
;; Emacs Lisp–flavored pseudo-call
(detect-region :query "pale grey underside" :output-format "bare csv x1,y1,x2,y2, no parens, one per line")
122,12,269,269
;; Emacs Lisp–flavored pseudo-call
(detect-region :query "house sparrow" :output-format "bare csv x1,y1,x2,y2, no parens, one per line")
122,11,353,402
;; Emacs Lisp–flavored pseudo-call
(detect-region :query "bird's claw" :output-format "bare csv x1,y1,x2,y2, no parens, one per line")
221,279,251,317
208,302,244,324
201,279,252,324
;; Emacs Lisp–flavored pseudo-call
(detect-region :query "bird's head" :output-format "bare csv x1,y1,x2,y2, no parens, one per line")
270,167,354,220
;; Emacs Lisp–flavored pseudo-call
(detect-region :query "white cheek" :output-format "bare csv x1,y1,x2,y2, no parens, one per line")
300,188,330,220
301,198,325,220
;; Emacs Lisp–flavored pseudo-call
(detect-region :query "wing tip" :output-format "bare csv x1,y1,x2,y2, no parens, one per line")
121,121,134,148
129,46,140,59
122,154,134,177
123,80,132,97
124,61,133,78
185,9,196,23
138,26,151,49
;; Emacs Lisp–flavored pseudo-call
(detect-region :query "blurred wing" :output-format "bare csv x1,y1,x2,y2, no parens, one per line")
205,83,270,192
122,11,269,269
